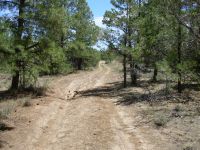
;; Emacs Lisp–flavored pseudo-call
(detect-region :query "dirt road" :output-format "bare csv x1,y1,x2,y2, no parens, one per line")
0,62,171,150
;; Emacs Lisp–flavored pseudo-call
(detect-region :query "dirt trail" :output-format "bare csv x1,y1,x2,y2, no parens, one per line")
1,62,155,150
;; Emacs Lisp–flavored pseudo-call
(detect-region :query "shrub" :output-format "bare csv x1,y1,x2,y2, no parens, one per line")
154,114,169,127
174,105,182,112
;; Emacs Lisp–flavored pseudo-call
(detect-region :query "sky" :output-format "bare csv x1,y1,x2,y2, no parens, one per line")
87,0,112,28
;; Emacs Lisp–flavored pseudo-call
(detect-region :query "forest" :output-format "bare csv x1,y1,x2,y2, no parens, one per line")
102,0,200,93
0,0,199,93
0,0,200,150
0,0,102,90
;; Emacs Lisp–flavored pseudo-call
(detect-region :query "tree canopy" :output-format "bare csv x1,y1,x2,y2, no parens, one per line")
0,0,100,89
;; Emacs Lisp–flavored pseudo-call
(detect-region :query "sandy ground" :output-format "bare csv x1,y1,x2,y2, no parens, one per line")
0,62,200,150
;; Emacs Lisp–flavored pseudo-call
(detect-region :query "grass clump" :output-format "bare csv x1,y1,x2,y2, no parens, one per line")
154,114,169,127
174,105,182,112
183,145,193,150
24,86,48,97
0,109,9,119
35,86,48,96
19,97,32,107
23,100,31,107
0,102,16,119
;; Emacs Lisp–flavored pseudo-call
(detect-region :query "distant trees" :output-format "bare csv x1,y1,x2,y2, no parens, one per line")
66,0,99,70
0,0,100,90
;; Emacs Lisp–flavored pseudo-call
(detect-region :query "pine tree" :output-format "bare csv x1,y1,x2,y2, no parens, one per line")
103,0,141,87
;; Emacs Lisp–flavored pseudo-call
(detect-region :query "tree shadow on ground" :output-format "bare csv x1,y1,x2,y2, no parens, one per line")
77,79,194,106
0,122,14,131
173,83,200,91
0,90,31,101
0,86,47,101
0,90,17,101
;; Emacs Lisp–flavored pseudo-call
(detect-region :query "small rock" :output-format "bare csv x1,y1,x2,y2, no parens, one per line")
57,133,66,139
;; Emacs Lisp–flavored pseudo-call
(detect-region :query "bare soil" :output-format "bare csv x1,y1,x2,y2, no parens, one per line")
0,62,200,150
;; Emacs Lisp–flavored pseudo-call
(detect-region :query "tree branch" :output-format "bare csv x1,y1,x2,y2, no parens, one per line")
25,42,39,50
174,14,200,41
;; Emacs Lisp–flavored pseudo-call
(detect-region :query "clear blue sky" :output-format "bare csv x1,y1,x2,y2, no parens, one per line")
87,0,112,17
87,0,112,27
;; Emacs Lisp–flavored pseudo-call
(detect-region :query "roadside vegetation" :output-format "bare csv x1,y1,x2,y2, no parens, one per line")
0,0,102,91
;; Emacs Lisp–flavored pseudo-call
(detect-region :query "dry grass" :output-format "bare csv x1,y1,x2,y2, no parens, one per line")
0,74,11,91
138,93,200,148
19,97,32,107
0,74,50,126
0,101,17,119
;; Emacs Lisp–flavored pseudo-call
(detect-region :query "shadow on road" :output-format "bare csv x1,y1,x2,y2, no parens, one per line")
77,80,193,106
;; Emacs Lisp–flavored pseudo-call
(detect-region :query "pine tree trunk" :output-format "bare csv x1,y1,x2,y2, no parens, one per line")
129,0,141,86
11,0,25,90
11,71,20,90
60,34,64,48
177,5,182,93
123,55,127,88
152,65,158,82
130,58,137,85
132,64,137,85
77,58,83,70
